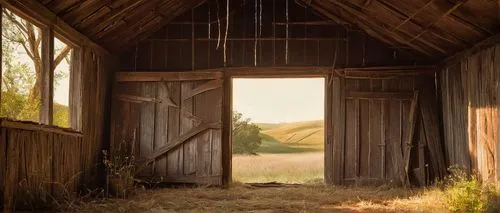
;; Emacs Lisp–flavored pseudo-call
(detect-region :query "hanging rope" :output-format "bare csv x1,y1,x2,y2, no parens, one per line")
208,1,211,39
216,0,221,49
286,0,289,64
224,0,229,66
254,0,258,66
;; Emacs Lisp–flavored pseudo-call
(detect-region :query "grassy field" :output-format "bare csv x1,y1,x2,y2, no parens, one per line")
75,185,447,213
258,120,324,150
233,121,325,183
233,153,324,183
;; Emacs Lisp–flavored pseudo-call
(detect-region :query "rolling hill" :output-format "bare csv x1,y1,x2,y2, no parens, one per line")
255,120,324,153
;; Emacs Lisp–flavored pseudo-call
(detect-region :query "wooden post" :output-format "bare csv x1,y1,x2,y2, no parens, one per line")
222,71,232,185
403,91,419,187
40,27,54,125
326,75,345,185
70,48,82,131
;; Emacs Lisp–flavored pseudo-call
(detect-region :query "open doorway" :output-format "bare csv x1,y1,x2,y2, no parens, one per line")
231,77,325,184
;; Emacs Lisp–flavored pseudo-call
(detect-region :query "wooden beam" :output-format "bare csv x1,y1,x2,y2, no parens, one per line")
374,0,461,53
326,0,435,56
85,0,147,37
0,119,83,137
0,0,112,56
61,0,113,26
346,91,415,100
118,66,435,80
116,71,223,82
137,122,222,167
40,27,54,125
403,91,419,187
112,0,199,52
146,37,348,42
440,32,500,67
381,0,469,48
407,1,466,43
392,0,435,31
348,0,449,54
183,79,223,100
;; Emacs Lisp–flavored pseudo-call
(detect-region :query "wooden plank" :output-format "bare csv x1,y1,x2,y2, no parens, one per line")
0,128,5,206
153,82,170,177
139,82,156,176
167,82,182,177
495,44,500,184
138,122,221,167
69,49,82,131
116,72,223,82
0,0,111,56
181,81,196,176
346,91,414,100
4,129,19,212
403,91,419,187
0,120,83,137
40,27,54,125
419,77,447,180
389,99,405,185
330,76,345,184
325,74,334,184
183,79,223,100
369,99,383,179
221,72,231,185
359,99,370,178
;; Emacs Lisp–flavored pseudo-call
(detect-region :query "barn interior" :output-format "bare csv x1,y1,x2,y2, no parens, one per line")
0,0,499,211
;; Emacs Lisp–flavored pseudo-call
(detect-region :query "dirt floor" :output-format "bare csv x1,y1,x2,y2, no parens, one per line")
74,184,447,213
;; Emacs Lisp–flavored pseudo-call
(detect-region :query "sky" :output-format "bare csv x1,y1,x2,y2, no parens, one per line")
232,78,325,123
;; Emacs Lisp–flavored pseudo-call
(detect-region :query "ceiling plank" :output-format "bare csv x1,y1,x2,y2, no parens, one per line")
85,0,148,38
325,0,435,56
407,1,466,43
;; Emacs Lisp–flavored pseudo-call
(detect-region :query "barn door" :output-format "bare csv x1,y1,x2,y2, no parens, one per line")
325,75,432,186
110,72,224,185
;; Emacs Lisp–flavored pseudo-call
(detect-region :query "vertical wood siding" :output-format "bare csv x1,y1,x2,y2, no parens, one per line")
327,74,445,186
1,47,113,211
119,0,427,71
1,122,82,210
110,73,224,185
440,44,500,182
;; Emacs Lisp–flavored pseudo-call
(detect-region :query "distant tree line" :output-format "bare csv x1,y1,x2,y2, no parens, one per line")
232,111,262,155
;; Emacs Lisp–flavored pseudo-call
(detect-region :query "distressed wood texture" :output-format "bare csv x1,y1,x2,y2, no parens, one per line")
110,72,224,185
440,44,500,182
0,44,113,212
0,120,83,211
328,74,444,186
119,0,427,72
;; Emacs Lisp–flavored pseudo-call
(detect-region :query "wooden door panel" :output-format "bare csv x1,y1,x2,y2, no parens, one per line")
111,72,224,185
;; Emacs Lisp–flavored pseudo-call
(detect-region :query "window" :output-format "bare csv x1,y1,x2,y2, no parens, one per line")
53,36,74,128
1,8,42,122
0,8,81,130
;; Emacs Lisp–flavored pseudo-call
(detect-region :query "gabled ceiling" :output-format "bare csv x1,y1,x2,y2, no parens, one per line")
38,0,499,59
303,0,499,58
37,0,204,51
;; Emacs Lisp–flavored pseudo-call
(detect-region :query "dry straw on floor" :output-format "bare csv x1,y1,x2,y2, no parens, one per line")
72,184,447,213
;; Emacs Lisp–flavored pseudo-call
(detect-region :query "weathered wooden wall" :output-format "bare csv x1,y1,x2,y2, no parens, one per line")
119,0,428,71
0,45,113,211
0,1,115,211
440,43,500,182
327,71,446,186
110,72,224,185
0,120,83,210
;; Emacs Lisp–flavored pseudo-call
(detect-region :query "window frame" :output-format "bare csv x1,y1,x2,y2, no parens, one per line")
0,5,83,131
